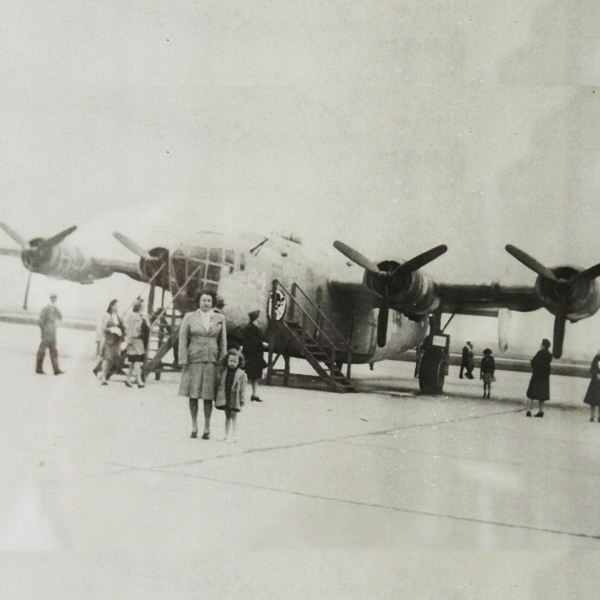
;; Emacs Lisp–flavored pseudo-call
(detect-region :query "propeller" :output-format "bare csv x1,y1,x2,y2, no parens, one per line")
334,241,448,347
506,244,600,358
112,232,154,260
0,223,77,309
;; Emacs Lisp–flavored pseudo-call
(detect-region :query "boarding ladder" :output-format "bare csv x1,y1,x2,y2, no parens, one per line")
266,280,355,393
142,264,203,379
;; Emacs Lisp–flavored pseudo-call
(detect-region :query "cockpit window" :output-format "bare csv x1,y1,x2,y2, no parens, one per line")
207,264,221,282
191,247,208,260
209,248,223,263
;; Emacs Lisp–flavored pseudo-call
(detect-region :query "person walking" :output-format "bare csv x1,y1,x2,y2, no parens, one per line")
242,310,267,402
583,350,600,422
98,300,124,385
525,338,552,417
178,290,227,440
480,348,495,399
124,299,147,388
460,341,475,379
36,293,64,375
215,348,248,442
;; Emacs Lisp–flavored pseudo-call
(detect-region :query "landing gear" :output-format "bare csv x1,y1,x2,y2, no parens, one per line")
419,349,448,393
418,329,450,394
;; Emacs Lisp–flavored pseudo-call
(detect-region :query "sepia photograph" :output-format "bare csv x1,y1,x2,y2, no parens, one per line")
1,2,599,598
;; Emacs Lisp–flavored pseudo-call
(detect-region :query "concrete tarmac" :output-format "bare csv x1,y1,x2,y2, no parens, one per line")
1,321,600,599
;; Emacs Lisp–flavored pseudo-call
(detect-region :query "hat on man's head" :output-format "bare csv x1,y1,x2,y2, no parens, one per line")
248,310,260,322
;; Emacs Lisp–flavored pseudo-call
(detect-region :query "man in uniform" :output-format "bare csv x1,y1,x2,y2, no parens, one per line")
36,293,64,375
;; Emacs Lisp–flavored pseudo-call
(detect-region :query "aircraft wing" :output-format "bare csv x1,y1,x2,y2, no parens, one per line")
436,283,543,315
91,258,144,282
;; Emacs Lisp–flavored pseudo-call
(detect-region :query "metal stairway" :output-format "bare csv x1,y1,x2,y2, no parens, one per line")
142,264,202,379
266,280,355,393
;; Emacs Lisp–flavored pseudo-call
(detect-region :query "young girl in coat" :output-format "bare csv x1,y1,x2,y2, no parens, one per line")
215,348,248,443
480,348,495,399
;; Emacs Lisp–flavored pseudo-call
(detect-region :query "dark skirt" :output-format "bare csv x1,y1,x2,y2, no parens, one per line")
178,362,218,399
584,378,600,407
244,357,266,381
526,374,550,401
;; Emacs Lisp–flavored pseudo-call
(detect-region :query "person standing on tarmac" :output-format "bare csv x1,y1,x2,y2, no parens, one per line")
36,293,64,375
480,348,495,398
459,341,475,379
583,350,600,422
242,310,267,402
525,338,552,418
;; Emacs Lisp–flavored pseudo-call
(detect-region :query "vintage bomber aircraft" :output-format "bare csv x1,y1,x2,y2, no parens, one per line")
3,221,600,393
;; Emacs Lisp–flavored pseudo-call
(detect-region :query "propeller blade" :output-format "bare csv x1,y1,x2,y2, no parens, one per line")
553,313,566,359
113,231,152,260
505,245,559,282
391,244,448,277
0,223,29,248
23,270,33,310
377,286,389,347
333,241,382,274
574,262,600,283
37,226,77,252
0,248,21,257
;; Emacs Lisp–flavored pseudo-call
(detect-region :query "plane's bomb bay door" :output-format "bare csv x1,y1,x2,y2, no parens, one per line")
169,246,235,311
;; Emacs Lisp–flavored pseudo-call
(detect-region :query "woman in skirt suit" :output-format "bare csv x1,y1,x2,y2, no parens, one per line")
178,290,227,439
583,350,600,422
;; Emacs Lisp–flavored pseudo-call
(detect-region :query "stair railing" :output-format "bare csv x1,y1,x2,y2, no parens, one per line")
271,279,353,379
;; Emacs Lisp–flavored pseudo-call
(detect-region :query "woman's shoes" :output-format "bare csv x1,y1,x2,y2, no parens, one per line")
534,411,544,418
526,411,532,417
251,396,263,402
137,383,145,389
202,432,210,440
125,382,132,388
190,431,198,438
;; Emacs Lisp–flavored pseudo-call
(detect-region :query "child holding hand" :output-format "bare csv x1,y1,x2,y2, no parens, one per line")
215,348,248,442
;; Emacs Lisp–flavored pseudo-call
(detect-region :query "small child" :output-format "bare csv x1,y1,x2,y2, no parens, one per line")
480,348,495,399
215,348,248,442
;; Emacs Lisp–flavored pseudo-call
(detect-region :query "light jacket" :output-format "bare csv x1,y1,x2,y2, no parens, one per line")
178,310,226,365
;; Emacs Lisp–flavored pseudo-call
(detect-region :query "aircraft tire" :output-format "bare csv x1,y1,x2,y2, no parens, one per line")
419,351,447,394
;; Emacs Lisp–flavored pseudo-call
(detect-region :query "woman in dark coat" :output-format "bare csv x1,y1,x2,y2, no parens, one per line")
242,310,266,402
583,350,600,422
525,338,552,418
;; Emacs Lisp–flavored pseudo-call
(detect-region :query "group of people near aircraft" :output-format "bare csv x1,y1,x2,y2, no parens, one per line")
35,291,600,428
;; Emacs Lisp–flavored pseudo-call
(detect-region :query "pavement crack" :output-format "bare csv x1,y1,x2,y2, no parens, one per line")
153,469,600,542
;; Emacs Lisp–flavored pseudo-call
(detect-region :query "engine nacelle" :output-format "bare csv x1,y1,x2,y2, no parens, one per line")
535,266,600,322
364,260,441,315
22,242,111,283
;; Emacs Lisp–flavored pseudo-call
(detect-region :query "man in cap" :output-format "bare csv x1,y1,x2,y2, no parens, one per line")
242,309,267,402
36,293,64,375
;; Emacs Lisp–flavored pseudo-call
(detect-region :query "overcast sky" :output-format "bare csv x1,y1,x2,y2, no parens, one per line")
1,2,600,359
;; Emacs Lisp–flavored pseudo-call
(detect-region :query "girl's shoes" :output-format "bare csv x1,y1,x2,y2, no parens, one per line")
202,432,210,440
190,431,198,438
534,411,544,418
526,411,532,417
